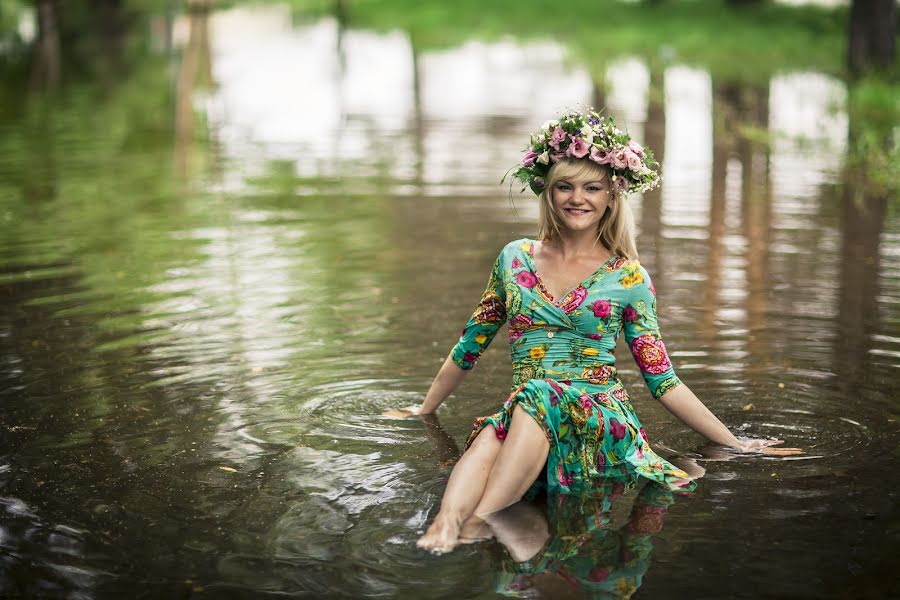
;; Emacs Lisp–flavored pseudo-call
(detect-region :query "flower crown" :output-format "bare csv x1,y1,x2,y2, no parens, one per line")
504,108,661,196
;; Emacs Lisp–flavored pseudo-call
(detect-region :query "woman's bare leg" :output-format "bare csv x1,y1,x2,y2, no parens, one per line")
474,405,550,518
482,501,550,562
417,426,502,553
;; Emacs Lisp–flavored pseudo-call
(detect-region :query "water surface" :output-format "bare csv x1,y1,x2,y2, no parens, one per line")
0,5,898,599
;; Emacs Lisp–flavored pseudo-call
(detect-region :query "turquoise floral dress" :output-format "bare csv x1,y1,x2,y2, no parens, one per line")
450,239,694,494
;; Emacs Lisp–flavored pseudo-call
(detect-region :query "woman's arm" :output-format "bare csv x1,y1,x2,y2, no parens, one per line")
381,348,471,418
418,355,470,414
384,246,509,418
658,383,802,456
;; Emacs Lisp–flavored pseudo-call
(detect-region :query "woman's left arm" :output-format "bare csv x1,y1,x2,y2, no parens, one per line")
658,384,802,455
621,263,801,456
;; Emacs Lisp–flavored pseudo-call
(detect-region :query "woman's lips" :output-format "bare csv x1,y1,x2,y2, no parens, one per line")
565,208,590,215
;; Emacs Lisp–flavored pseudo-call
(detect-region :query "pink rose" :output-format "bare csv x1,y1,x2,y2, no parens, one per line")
623,306,637,322
559,285,587,314
609,417,626,440
511,257,522,269
516,270,537,288
612,150,627,169
630,334,672,374
591,299,611,318
557,464,575,487
625,150,642,171
590,147,612,165
549,127,566,149
521,148,539,167
613,176,630,193
628,140,644,156
495,421,507,440
579,394,592,412
566,136,589,158
508,314,533,341
550,151,565,162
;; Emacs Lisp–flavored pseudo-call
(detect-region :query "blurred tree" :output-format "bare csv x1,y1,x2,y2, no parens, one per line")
31,0,60,90
848,0,896,76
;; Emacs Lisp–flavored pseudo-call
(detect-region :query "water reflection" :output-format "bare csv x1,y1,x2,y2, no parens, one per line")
0,3,898,598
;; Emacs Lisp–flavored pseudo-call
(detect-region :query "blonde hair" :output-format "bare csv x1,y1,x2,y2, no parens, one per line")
536,158,639,260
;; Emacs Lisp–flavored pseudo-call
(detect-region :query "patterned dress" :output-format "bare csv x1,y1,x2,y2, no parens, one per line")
450,239,694,494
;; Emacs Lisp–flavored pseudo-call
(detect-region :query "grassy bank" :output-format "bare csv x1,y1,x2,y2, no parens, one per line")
297,0,851,84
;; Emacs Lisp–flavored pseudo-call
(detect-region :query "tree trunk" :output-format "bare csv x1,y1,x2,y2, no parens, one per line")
30,0,61,91
848,0,897,76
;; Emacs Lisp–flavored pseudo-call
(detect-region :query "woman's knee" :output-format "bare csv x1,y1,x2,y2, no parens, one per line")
510,405,545,438
470,424,503,454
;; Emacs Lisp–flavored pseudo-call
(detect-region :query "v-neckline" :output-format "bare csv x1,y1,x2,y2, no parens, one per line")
523,239,619,306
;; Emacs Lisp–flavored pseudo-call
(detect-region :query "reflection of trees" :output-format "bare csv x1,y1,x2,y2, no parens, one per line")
640,62,665,276
737,86,771,378
835,169,886,385
31,0,61,91
699,81,734,344
847,0,896,76
175,0,214,180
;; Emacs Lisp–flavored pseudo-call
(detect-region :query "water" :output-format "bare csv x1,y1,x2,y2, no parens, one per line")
1,5,898,599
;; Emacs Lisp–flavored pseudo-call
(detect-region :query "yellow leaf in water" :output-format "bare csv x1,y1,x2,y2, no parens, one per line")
219,466,237,473
770,473,777,477
743,403,754,411
778,383,785,389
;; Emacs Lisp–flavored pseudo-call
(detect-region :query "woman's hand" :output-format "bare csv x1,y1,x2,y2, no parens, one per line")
731,438,804,456
381,404,422,419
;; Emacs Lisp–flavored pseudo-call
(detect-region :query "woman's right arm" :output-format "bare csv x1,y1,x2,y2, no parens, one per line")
381,354,469,418
417,355,470,414
383,247,509,418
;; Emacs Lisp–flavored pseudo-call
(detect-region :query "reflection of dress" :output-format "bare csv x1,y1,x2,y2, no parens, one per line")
450,239,693,493
497,470,675,599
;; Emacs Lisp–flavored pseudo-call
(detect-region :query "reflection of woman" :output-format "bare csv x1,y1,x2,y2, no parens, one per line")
386,109,801,554
494,473,676,600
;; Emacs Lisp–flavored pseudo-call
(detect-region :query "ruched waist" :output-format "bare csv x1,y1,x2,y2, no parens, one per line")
510,326,619,387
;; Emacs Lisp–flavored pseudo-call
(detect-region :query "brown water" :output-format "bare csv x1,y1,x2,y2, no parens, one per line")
0,6,898,599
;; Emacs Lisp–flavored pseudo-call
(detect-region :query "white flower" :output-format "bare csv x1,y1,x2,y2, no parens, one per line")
537,151,550,165
542,119,558,130
580,125,593,138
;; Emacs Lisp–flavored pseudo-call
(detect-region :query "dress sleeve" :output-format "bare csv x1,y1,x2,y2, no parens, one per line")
449,249,508,370
620,262,682,399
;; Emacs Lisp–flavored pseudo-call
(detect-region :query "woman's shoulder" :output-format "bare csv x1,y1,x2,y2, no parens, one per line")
497,238,535,258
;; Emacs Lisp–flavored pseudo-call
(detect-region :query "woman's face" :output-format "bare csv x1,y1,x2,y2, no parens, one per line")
550,175,613,234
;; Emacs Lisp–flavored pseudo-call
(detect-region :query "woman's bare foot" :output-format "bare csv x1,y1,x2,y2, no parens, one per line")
417,512,463,554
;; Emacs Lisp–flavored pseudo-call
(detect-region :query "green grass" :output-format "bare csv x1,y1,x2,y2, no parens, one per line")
324,0,852,84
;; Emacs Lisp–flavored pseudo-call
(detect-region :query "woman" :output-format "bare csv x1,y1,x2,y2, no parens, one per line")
386,109,801,554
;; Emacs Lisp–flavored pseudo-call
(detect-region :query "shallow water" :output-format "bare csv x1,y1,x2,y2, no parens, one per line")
1,5,899,599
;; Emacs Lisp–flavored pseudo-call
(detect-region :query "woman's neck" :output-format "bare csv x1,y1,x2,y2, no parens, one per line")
544,230,610,261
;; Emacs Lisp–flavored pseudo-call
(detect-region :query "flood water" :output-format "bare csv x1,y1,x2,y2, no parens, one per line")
1,5,898,599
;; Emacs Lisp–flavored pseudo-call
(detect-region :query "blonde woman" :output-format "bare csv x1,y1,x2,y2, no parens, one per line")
386,109,801,554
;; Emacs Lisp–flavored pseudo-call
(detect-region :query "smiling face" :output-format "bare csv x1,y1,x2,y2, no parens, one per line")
543,159,615,236
551,177,613,233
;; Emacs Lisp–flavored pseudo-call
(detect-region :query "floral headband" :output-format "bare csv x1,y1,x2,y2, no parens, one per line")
504,108,661,196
